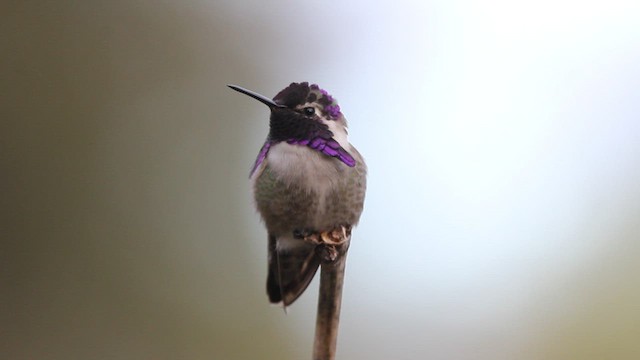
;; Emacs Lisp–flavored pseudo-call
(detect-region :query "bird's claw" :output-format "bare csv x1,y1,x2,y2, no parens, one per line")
295,225,352,264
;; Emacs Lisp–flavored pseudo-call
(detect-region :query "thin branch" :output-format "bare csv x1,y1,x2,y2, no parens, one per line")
312,231,350,360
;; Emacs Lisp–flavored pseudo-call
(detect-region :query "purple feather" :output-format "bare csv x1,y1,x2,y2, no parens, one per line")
250,141,272,177
323,147,338,156
336,149,356,167
326,139,340,148
251,137,355,178
289,136,356,168
310,137,324,149
325,104,341,118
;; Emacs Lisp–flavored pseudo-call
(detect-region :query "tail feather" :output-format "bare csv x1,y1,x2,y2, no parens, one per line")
267,234,320,306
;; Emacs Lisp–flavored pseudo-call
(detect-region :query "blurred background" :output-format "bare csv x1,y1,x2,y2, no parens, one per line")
2,1,640,359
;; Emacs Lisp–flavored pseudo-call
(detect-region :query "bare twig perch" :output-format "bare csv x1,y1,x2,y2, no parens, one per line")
308,226,351,360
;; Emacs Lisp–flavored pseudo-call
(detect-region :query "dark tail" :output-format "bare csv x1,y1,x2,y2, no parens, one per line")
267,234,321,306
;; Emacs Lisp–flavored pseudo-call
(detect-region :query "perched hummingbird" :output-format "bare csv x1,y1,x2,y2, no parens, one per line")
228,82,367,306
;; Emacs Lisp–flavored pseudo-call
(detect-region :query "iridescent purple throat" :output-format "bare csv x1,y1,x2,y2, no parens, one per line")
250,138,356,177
287,137,355,167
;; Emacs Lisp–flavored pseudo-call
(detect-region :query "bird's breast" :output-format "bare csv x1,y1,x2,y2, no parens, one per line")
252,142,359,234
261,142,347,192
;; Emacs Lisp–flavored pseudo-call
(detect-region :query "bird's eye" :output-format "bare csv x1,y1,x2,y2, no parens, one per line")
303,107,315,116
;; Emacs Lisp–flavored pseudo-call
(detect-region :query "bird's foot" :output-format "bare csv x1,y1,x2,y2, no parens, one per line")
320,225,352,245
294,225,352,264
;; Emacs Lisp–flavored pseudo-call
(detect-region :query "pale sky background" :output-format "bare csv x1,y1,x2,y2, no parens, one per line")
3,1,640,359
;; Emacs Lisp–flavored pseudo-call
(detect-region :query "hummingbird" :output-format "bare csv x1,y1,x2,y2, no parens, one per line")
228,82,367,306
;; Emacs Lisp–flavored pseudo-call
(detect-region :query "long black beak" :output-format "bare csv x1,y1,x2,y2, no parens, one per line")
227,84,284,109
